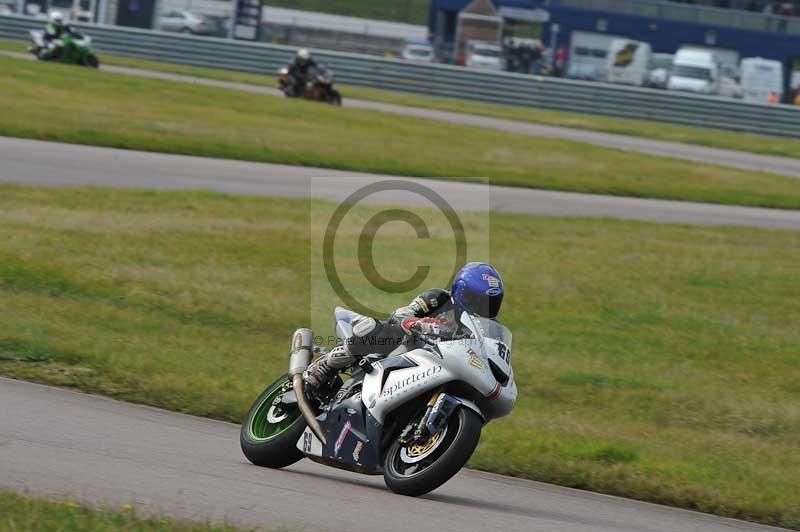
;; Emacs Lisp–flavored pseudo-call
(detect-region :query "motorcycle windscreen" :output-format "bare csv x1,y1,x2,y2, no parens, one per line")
459,311,513,383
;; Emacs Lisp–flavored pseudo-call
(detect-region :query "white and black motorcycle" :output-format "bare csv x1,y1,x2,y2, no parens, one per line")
240,306,516,495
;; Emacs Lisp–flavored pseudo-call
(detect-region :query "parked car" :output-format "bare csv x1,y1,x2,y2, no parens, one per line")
667,47,720,95
401,40,435,62
464,40,504,71
159,10,213,36
604,38,652,86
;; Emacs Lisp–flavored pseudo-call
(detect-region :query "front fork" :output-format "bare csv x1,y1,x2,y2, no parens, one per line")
398,387,454,445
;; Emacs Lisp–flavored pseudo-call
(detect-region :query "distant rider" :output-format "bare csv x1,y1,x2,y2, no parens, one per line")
287,49,318,96
41,11,75,60
303,263,505,391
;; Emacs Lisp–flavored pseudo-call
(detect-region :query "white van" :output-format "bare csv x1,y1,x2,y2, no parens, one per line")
604,39,652,86
740,57,784,103
667,48,720,95
567,31,622,81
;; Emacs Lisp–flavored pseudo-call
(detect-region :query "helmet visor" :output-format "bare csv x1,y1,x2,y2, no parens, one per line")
459,288,502,319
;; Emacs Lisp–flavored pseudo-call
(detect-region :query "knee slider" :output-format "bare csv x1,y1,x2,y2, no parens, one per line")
352,317,377,338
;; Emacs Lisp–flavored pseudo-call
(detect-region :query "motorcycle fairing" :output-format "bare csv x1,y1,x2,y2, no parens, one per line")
295,365,384,473
362,338,508,424
324,393,383,473
296,385,384,475
30,30,45,48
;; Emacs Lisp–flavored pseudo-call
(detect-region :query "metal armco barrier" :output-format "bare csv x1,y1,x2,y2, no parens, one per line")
2,14,798,138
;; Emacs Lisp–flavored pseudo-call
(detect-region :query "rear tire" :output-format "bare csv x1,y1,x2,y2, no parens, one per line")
83,54,99,68
329,90,342,106
240,375,307,469
383,408,482,496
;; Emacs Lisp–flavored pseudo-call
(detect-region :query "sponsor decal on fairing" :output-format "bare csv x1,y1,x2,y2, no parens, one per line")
352,441,364,462
467,348,485,370
380,360,443,398
334,420,352,456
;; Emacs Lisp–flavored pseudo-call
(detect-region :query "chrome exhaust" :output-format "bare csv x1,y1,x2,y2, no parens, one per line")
288,328,327,445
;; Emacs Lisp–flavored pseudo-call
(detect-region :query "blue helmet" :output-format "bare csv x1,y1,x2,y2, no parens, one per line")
450,262,504,319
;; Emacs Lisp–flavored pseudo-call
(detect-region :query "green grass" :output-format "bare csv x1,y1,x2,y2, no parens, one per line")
94,57,800,159
6,37,800,160
0,491,252,531
0,184,799,529
3,54,800,209
263,0,429,24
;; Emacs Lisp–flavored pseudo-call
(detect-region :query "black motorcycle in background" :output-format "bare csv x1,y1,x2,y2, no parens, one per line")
278,64,342,105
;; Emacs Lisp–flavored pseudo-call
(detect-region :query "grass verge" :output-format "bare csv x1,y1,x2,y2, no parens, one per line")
0,491,251,531
2,53,800,209
4,38,800,160
0,184,798,529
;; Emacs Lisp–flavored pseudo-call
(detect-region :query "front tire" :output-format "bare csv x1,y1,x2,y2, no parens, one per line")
240,375,307,469
383,408,482,496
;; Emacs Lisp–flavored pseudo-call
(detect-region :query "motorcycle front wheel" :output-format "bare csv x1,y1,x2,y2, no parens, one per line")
383,407,482,496
240,375,307,469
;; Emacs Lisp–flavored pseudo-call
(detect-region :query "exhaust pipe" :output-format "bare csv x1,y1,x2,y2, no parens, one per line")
292,374,326,445
289,329,327,445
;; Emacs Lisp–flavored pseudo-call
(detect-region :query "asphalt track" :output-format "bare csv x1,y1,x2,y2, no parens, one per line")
0,377,789,532
4,49,800,179
3,136,800,230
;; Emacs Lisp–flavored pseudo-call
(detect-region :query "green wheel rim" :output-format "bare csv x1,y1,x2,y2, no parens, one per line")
247,380,302,441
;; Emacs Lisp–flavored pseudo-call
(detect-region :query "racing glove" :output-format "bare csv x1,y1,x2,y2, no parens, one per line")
401,317,441,337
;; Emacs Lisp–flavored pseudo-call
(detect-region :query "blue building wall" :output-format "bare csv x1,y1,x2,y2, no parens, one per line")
429,0,800,80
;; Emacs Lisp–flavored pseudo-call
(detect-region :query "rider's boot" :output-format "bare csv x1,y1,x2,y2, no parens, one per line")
303,345,354,391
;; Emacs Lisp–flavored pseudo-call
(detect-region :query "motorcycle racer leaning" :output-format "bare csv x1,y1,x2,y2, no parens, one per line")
304,262,504,390
41,11,76,59
286,49,318,96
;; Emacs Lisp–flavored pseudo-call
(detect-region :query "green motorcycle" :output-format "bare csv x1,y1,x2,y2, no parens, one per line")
29,29,100,68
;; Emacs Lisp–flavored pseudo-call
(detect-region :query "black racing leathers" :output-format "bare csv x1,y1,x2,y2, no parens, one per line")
303,289,455,389
287,58,318,94
347,288,452,358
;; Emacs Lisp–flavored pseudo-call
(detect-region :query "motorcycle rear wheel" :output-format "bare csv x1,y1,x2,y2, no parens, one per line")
383,408,482,496
240,375,307,468
83,54,100,69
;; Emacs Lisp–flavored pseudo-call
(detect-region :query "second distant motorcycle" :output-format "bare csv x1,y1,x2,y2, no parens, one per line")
278,65,342,105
